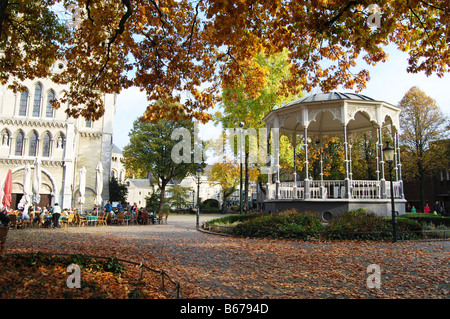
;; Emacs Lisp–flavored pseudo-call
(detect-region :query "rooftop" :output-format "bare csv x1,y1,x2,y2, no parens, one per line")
283,92,375,108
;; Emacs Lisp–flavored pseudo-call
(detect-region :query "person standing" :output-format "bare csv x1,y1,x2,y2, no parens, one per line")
131,203,138,217
52,203,61,228
424,202,430,214
104,200,112,213
0,208,9,227
116,201,123,213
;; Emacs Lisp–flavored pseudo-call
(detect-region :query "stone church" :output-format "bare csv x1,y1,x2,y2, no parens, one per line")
0,60,115,210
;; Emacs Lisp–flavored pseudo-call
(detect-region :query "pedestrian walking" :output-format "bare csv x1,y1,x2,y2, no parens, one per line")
52,203,61,228
432,201,441,215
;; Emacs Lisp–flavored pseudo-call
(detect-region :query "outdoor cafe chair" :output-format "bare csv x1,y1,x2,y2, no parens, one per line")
142,212,149,225
61,213,75,228
96,212,108,226
117,212,126,225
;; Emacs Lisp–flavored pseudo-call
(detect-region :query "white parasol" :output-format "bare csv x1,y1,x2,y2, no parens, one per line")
94,162,103,215
32,158,42,206
78,166,86,213
20,163,32,219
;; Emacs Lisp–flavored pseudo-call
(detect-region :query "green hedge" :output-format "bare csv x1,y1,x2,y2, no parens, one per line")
402,213,450,227
233,210,323,240
205,209,447,241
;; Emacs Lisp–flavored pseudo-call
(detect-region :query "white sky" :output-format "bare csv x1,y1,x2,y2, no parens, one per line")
113,45,450,151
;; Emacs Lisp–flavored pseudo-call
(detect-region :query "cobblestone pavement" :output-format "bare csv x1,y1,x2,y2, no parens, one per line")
5,214,449,299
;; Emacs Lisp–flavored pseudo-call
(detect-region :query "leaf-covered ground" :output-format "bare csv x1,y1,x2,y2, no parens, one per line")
0,253,168,299
3,215,449,299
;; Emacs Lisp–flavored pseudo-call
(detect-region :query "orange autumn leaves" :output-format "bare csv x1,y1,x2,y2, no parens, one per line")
2,1,450,123
0,253,168,299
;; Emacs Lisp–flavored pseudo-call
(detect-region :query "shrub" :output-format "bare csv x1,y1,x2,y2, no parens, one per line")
395,218,423,240
206,214,259,226
233,210,323,240
402,213,450,227
324,209,423,240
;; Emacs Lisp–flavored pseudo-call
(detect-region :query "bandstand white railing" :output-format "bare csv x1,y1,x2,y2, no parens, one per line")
267,180,402,200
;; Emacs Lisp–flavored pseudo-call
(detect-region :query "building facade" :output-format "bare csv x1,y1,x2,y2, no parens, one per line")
0,60,115,210
111,143,126,184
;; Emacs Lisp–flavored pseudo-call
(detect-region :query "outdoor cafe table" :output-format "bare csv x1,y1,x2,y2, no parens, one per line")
81,214,98,226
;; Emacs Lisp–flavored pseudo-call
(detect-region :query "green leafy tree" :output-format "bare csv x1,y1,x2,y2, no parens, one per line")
167,185,192,210
123,102,200,211
145,191,160,212
108,176,128,204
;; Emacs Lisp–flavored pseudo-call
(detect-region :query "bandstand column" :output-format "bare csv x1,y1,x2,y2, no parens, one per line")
292,132,297,198
343,124,351,198
319,135,325,198
266,124,273,199
395,131,404,199
375,128,380,182
273,116,280,199
303,126,310,199
378,126,387,199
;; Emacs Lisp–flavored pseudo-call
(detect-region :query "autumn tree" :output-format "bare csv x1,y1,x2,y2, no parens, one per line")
123,102,200,211
1,1,449,123
399,86,449,208
208,160,240,213
304,136,345,181
349,132,377,180
0,0,68,85
215,49,302,209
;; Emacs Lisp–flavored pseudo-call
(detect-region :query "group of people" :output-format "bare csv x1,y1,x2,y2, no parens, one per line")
103,200,160,224
0,199,165,228
406,201,446,215
0,202,64,228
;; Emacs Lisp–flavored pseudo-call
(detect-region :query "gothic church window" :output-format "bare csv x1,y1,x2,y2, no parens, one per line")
32,84,42,117
42,133,51,157
28,131,38,156
19,90,28,116
15,131,24,156
46,90,55,118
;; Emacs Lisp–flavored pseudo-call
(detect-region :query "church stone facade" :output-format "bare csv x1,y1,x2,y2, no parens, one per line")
0,60,115,210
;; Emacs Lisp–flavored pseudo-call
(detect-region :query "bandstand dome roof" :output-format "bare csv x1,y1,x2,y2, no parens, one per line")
263,92,401,135
283,92,375,107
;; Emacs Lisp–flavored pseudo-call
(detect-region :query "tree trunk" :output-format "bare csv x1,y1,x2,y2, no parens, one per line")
0,0,9,39
221,191,226,214
159,182,167,212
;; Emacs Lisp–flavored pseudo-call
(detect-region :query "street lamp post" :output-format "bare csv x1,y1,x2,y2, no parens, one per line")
196,164,202,229
383,141,397,243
